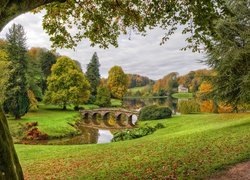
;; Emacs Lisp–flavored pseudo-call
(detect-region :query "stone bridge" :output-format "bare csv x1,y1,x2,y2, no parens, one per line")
80,108,139,128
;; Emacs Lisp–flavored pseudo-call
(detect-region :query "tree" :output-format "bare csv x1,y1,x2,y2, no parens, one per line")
39,50,57,94
27,47,44,100
127,74,154,88
3,24,30,120
0,109,24,180
0,0,233,179
27,90,38,112
107,66,128,99
0,49,9,104
86,52,101,97
95,86,111,107
205,0,250,111
153,72,178,94
43,56,90,110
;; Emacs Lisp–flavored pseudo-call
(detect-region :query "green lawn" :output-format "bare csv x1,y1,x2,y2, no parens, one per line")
172,92,193,99
8,104,98,139
14,113,250,179
128,86,147,93
111,98,122,107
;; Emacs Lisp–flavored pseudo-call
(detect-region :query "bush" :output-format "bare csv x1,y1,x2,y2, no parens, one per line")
112,123,165,142
95,86,111,107
22,122,48,140
138,105,172,121
178,99,200,114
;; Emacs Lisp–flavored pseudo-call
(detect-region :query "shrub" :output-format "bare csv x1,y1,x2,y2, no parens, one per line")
138,105,172,121
23,122,48,140
112,123,165,142
178,99,200,114
95,86,111,107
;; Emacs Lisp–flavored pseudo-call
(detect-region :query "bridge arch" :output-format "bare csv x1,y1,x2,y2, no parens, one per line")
128,114,138,126
103,112,114,127
116,113,127,127
92,113,102,125
83,112,91,124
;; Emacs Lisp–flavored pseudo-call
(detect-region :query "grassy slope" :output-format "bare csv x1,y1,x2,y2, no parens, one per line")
128,86,147,93
15,113,250,179
111,99,122,107
8,104,98,139
172,92,193,99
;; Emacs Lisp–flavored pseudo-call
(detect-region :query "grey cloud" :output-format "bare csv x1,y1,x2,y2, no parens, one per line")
0,12,208,80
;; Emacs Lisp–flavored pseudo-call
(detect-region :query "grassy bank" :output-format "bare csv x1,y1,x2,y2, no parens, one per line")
15,113,250,179
7,104,98,139
172,92,193,99
128,86,147,93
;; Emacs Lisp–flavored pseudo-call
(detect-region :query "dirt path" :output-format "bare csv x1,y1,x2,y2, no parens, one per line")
209,161,250,180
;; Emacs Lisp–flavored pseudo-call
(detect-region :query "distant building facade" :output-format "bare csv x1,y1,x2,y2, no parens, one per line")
178,85,188,93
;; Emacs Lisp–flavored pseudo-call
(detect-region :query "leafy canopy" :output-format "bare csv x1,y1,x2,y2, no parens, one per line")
44,56,90,109
107,66,128,99
39,0,229,51
95,86,111,107
205,0,250,110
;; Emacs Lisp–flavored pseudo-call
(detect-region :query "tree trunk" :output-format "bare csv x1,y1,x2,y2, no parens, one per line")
0,107,24,180
63,105,67,110
0,0,61,32
0,1,66,180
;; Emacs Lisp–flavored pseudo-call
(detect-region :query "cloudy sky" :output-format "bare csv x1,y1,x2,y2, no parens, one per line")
0,12,208,80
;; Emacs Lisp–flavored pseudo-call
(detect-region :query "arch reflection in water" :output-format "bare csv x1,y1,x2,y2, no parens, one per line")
131,115,138,125
50,127,113,145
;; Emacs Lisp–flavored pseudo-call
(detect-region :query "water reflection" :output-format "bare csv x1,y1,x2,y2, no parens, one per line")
97,130,113,144
49,126,113,145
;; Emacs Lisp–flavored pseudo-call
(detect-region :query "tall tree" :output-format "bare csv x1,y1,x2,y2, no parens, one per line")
206,0,250,111
39,50,57,94
107,66,128,99
27,47,44,100
86,52,101,97
3,24,29,120
43,56,90,110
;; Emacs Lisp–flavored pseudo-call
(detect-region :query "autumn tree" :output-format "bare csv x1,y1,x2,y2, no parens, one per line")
3,24,30,120
153,72,178,94
86,52,101,97
107,66,128,99
0,0,231,179
44,56,90,110
127,74,154,88
95,86,111,107
27,90,38,112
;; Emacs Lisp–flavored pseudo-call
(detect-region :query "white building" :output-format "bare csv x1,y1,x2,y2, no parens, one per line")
178,85,188,93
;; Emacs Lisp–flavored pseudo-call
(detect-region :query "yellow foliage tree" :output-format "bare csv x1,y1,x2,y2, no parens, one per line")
27,90,38,112
107,66,128,99
0,49,9,103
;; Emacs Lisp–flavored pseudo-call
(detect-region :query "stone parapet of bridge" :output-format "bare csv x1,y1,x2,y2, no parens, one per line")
80,108,139,128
